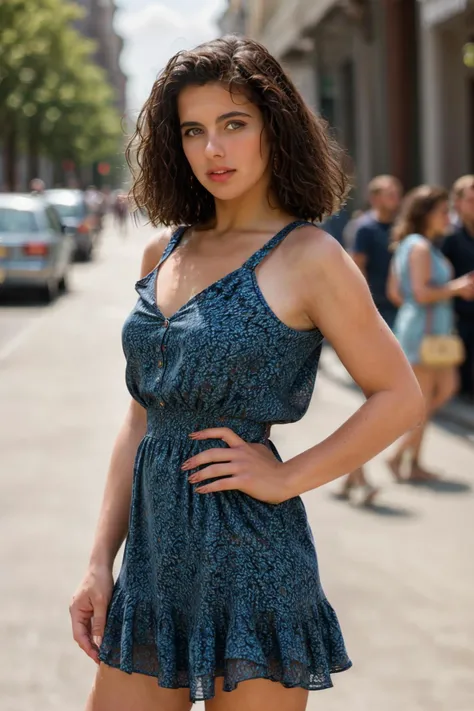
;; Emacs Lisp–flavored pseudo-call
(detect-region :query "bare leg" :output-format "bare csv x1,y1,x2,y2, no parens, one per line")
387,365,434,481
343,467,366,490
412,367,458,479
205,676,309,711
85,664,192,711
339,467,378,505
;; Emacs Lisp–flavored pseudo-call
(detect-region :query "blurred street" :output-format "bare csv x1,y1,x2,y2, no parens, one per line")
0,218,473,711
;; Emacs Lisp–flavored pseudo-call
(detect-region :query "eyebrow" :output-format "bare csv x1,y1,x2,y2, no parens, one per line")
180,111,252,129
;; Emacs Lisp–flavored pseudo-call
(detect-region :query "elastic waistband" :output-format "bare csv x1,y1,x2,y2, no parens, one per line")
146,412,270,443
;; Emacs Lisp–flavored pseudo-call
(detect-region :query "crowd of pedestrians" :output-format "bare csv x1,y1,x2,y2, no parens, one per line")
324,173,474,504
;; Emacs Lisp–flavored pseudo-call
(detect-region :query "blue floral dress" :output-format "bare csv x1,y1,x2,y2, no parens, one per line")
99,220,352,702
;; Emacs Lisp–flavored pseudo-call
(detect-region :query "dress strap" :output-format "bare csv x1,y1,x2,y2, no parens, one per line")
157,226,188,268
243,220,312,271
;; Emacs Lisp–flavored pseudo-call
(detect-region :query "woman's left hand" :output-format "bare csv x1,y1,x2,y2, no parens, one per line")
182,427,295,504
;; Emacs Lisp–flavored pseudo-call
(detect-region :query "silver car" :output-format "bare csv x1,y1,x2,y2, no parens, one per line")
0,193,74,302
45,189,98,261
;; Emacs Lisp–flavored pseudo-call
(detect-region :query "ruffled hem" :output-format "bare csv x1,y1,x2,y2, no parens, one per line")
99,586,352,702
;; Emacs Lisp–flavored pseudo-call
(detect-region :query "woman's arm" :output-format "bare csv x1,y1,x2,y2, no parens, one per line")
409,241,474,304
70,229,172,661
387,261,403,307
285,230,425,497
89,229,172,567
88,401,147,568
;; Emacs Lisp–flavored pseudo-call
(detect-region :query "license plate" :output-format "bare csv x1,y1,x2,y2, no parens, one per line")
0,246,7,258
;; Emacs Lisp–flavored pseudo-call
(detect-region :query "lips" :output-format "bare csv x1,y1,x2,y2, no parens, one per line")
206,168,236,183
207,167,234,174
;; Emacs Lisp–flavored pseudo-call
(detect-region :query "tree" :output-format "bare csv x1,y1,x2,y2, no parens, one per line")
0,0,123,190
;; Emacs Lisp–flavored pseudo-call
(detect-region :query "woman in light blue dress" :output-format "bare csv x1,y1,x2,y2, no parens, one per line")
387,186,474,481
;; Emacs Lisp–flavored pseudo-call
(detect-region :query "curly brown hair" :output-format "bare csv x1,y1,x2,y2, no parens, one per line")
391,185,449,244
127,35,349,227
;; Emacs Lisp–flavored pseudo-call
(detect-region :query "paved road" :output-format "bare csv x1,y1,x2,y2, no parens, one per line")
0,219,473,711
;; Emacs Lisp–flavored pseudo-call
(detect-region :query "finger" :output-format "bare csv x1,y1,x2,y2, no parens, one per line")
189,462,239,482
71,614,99,662
190,427,244,448
182,447,237,471
196,476,243,494
91,602,108,650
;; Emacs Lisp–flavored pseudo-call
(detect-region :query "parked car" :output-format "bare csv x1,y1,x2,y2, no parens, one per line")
45,189,98,261
0,193,74,303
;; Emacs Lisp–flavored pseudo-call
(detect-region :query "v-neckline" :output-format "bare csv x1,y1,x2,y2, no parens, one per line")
151,220,305,321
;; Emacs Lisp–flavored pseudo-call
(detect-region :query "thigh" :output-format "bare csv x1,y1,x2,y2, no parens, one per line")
412,365,437,406
205,676,309,711
433,366,459,403
85,663,192,711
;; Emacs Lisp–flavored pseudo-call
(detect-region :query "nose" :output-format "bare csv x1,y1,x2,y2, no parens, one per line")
204,133,224,160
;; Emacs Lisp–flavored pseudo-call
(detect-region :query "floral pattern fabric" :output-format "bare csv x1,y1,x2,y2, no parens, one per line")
99,220,352,702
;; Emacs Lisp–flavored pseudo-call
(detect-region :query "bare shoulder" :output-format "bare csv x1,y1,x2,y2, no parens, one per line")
140,226,174,278
410,238,430,256
292,224,350,279
289,224,372,327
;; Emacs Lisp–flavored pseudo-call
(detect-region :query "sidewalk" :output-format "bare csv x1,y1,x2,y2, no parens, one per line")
320,344,474,432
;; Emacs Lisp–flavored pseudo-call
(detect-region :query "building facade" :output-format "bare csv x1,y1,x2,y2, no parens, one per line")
418,0,474,185
239,0,474,205
218,0,248,34
75,0,127,115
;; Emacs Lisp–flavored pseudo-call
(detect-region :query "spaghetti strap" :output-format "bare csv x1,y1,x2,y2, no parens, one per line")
244,219,311,271
157,226,188,268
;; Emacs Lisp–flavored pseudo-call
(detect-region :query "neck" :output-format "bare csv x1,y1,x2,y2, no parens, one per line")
208,179,290,236
463,220,474,237
372,208,393,224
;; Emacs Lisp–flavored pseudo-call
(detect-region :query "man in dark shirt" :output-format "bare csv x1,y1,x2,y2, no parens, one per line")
442,175,474,400
352,175,402,329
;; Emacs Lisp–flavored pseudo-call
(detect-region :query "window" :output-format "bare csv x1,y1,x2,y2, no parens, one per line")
45,206,63,233
0,208,38,233
50,201,86,221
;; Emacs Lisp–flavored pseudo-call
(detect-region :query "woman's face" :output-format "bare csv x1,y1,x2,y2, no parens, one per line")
425,200,450,238
178,82,271,201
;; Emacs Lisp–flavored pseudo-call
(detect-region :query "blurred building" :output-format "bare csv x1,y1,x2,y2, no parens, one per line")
75,0,127,115
419,0,474,186
218,0,248,34
237,0,474,203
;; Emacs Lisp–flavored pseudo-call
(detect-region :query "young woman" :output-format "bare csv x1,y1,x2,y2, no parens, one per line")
70,36,424,711
387,186,474,481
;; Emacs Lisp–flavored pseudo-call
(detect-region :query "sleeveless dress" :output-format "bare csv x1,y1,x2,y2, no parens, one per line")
99,220,352,702
393,234,454,364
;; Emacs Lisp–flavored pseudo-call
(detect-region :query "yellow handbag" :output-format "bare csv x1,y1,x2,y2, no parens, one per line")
420,308,465,368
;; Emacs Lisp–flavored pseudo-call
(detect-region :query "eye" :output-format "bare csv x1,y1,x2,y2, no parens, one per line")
183,127,203,137
226,121,245,131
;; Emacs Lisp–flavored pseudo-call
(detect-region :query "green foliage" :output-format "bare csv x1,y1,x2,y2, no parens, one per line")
0,0,123,168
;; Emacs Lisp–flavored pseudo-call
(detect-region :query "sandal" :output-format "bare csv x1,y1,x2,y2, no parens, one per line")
407,464,439,482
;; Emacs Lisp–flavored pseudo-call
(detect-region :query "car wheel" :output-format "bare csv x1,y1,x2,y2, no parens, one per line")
58,273,69,293
85,242,94,261
40,279,59,304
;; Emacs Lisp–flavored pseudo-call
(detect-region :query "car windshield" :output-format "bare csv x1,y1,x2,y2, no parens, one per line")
50,202,85,220
0,208,38,233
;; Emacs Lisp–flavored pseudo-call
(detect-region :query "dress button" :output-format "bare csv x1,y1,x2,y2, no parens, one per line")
163,319,170,328
158,360,163,368
159,400,165,407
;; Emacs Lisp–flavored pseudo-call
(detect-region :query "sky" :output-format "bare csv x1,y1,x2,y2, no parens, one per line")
115,0,227,116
